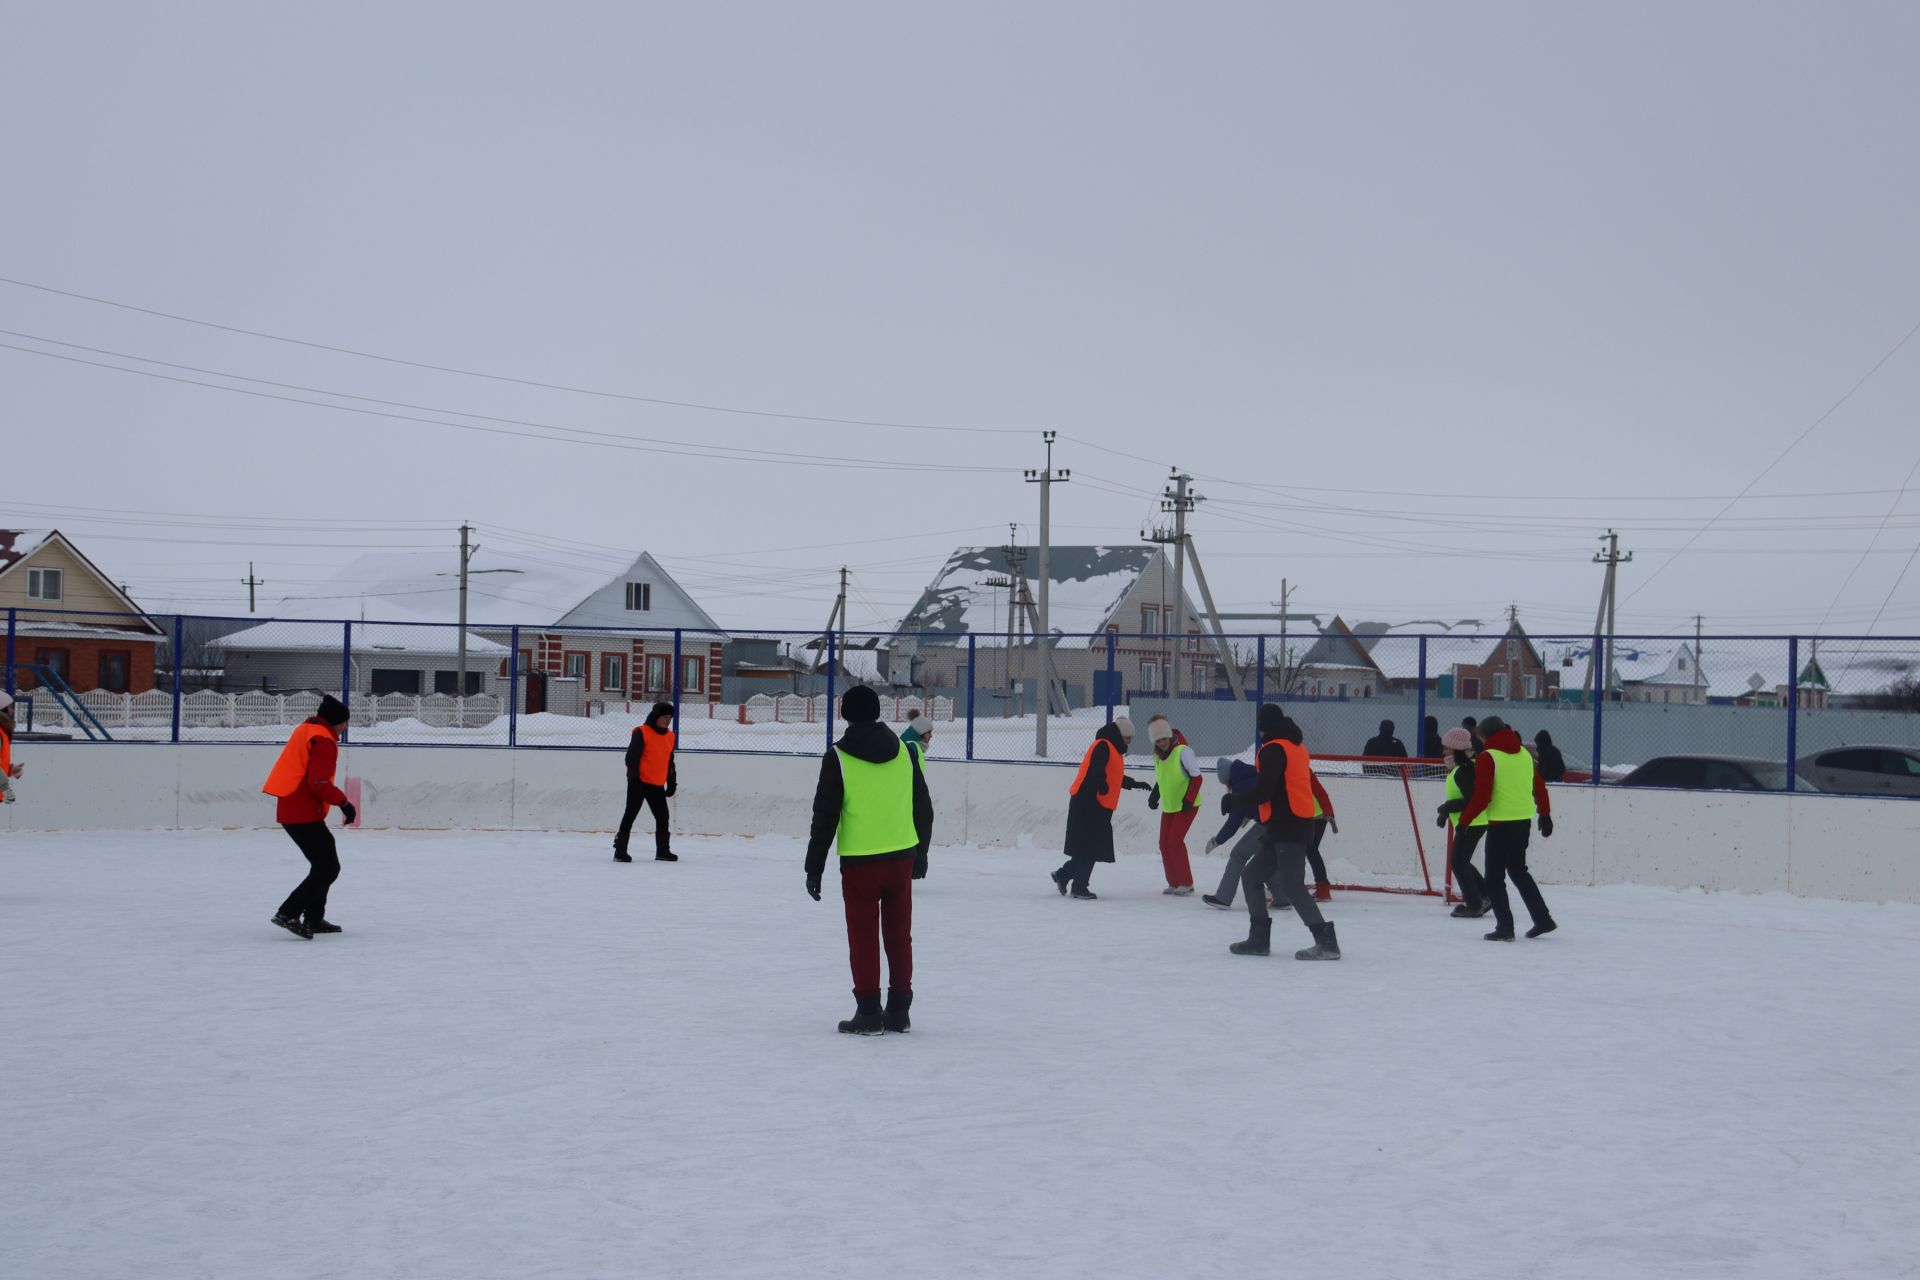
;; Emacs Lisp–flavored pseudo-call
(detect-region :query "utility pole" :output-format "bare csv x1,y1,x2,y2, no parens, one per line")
1508,602,1520,701
1694,613,1704,704
1163,470,1198,697
1180,534,1244,702
242,563,263,614
1023,432,1069,757
457,523,476,698
809,566,849,677
1584,530,1633,704
1279,578,1293,696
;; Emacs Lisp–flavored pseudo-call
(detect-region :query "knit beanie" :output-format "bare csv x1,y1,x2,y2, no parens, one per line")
1111,715,1135,740
315,694,349,725
1146,715,1173,743
1257,703,1287,740
1441,727,1474,752
0,690,12,712
841,685,881,724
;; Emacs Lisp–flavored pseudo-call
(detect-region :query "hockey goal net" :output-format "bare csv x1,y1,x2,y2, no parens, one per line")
1299,754,1452,901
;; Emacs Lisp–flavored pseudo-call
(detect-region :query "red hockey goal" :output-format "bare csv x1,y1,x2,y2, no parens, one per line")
1301,753,1453,901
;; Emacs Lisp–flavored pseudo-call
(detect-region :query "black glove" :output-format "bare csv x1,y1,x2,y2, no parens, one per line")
1435,809,1449,829
806,874,822,902
1538,814,1554,839
913,849,928,881
339,801,357,826
1148,785,1160,811
1220,793,1236,815
665,782,677,798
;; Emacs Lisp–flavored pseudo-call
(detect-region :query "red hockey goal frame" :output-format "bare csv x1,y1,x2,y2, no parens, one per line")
1305,753,1450,901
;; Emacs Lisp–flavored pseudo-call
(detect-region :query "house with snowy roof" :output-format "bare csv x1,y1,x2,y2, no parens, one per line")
1294,617,1562,701
1,528,165,697
895,545,1212,702
207,548,726,713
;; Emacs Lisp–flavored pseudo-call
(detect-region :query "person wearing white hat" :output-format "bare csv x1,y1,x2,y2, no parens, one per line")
1052,716,1150,899
1434,726,1490,917
1146,715,1202,895
0,691,22,804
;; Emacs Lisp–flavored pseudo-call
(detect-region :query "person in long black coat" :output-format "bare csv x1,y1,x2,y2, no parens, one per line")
1052,717,1150,899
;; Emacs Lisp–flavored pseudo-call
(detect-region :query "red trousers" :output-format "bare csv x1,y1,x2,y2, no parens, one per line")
841,856,914,998
1159,808,1198,888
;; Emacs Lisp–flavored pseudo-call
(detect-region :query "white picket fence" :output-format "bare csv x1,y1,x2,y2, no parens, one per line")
737,693,955,725
28,689,507,732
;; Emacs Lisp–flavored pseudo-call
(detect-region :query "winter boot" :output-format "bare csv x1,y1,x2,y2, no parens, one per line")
1525,917,1558,939
306,918,343,934
838,994,886,1036
883,989,913,1033
271,913,313,940
1295,921,1341,961
1163,885,1195,896
1229,917,1273,956
1051,867,1071,896
613,842,633,863
1201,893,1233,910
1070,886,1099,900
1312,882,1333,902
1484,927,1515,942
1451,899,1491,918
655,851,679,862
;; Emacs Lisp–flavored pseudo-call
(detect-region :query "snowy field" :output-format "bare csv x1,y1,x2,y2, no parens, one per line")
4,830,1918,1280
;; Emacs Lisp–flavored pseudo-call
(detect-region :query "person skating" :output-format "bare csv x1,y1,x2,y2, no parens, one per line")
804,685,933,1035
615,702,679,862
1201,752,1334,909
899,708,933,759
261,695,357,939
1218,705,1340,960
1146,716,1202,895
1456,715,1557,941
1053,716,1150,900
1433,727,1490,918
0,691,24,805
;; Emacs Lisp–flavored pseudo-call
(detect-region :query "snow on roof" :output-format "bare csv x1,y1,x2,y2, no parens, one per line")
209,619,508,657
0,528,56,573
899,545,1187,645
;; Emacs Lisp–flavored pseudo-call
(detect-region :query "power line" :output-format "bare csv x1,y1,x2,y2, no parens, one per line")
0,275,1025,436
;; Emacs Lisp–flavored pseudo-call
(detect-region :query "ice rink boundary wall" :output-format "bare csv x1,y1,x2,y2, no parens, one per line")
4,744,1916,905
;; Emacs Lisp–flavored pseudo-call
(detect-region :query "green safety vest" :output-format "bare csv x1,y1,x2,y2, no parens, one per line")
1151,744,1200,814
834,747,920,857
1484,748,1538,823
1445,766,1489,828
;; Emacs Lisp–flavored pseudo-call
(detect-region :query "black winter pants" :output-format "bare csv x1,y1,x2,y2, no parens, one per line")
278,822,339,923
1450,823,1488,906
1484,821,1550,933
616,779,672,856
1242,838,1325,935
1306,818,1331,886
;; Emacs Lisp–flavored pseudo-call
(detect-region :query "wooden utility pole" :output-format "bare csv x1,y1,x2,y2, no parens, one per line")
242,563,263,614
457,523,476,697
1584,530,1633,704
1023,432,1069,757
1163,470,1198,696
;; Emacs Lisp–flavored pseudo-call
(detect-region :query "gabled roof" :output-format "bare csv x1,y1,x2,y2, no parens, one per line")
898,545,1196,644
0,528,164,635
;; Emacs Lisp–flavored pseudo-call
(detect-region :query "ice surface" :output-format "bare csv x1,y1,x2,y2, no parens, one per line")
4,830,1917,1279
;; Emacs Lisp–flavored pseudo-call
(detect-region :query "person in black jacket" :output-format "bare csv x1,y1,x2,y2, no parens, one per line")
1220,705,1340,960
1051,717,1151,900
1420,715,1443,760
1534,730,1568,782
615,702,678,862
1433,727,1490,918
1362,719,1408,759
805,685,934,1035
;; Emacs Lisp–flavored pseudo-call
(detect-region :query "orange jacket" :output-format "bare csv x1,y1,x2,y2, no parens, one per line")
263,719,349,824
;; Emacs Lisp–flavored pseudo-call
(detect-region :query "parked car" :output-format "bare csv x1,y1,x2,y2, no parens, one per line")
1615,755,1821,793
1795,746,1920,797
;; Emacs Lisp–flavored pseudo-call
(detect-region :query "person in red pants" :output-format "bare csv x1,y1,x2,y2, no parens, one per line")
1146,716,1203,895
804,685,934,1034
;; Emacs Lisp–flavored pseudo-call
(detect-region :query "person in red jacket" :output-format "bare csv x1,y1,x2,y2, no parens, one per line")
261,695,356,939
615,702,678,862
1456,715,1557,941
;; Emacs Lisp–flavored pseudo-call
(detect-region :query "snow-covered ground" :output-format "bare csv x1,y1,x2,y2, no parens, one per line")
4,830,1916,1280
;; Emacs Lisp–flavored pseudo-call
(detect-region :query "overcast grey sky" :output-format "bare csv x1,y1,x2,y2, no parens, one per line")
5,1,1919,639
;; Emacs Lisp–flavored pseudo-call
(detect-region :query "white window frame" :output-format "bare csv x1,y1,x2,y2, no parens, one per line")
625,582,652,612
564,652,588,682
681,655,704,693
601,653,626,692
28,567,64,601
1524,674,1537,699
1494,672,1509,699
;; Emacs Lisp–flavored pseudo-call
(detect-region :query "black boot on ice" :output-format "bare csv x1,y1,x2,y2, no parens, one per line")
1229,917,1273,956
306,918,342,934
838,994,886,1035
271,913,313,940
1295,921,1341,961
613,842,632,862
883,989,913,1034
1484,927,1515,942
1051,866,1071,896
1526,917,1558,939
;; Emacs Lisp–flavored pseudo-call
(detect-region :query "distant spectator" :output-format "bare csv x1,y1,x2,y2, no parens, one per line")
1363,720,1408,759
1462,716,1480,749
900,708,933,759
1534,730,1567,782
1420,715,1443,759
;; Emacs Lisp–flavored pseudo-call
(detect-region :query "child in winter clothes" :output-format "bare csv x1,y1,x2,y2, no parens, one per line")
900,708,933,759
1433,727,1490,917
1146,716,1202,895
1202,755,1335,908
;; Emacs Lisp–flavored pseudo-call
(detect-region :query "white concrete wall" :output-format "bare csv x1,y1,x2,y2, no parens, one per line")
3,743,1915,904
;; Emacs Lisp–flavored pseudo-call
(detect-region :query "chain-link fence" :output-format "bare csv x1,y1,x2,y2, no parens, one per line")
6,608,1918,797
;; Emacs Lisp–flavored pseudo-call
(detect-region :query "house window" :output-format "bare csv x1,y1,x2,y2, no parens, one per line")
433,671,484,696
1524,674,1538,699
371,669,422,695
602,654,626,692
34,647,71,688
1337,682,1349,698
1678,655,1689,672
625,582,652,612
1493,672,1509,699
98,650,132,693
647,654,670,693
1140,663,1160,693
681,656,705,693
28,567,64,601
1506,638,1518,661
564,652,588,684
1141,606,1159,635
1192,662,1209,690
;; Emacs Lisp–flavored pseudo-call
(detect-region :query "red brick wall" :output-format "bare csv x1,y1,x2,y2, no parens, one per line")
15,635,159,694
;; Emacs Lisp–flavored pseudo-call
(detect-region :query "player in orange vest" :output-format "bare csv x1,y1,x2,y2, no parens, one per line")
1218,706,1340,959
615,702,678,862
0,691,24,805
261,695,355,939
1051,716,1151,899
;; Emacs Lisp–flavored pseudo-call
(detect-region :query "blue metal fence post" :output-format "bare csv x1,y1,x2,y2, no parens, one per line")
671,628,683,726
5,607,15,696
1785,636,1800,791
170,615,184,743
1589,633,1604,786
825,629,838,751
1104,629,1118,726
507,626,520,748
965,634,977,761
1416,636,1429,757
340,622,352,741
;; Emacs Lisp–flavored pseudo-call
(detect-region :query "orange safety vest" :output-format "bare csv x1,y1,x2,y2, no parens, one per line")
636,726,676,786
1256,738,1316,823
0,725,12,778
1069,739,1124,811
262,722,337,798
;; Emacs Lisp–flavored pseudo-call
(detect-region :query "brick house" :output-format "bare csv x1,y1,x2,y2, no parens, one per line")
1296,616,1561,701
1,529,164,695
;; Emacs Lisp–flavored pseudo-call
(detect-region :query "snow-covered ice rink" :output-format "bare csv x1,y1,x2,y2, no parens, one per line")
4,829,1917,1280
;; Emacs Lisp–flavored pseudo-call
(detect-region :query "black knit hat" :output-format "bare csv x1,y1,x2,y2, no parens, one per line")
841,685,881,724
1257,703,1288,739
647,702,675,727
316,694,349,725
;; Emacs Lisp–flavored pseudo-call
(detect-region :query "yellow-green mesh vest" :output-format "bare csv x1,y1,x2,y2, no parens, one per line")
1445,766,1489,827
834,747,920,857
1485,748,1538,822
1151,744,1200,813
